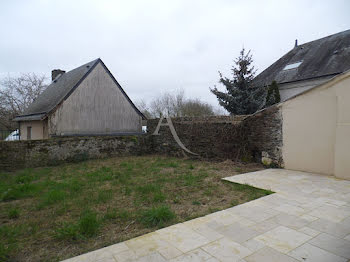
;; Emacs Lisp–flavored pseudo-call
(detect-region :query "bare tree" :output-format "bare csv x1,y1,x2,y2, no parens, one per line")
138,89,217,118
180,99,214,117
135,99,152,119
147,90,185,118
0,73,47,129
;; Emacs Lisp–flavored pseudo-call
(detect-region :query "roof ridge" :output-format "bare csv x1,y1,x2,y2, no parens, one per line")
252,29,350,88
297,29,350,47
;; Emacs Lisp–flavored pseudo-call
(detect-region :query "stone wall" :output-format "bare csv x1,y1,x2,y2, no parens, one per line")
0,108,283,171
146,106,283,165
0,135,148,171
147,116,247,160
243,106,283,166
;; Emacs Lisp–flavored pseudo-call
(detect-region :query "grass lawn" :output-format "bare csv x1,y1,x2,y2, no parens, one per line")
0,156,272,262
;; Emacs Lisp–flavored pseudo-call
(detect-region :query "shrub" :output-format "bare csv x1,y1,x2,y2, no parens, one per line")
140,206,175,227
78,210,100,237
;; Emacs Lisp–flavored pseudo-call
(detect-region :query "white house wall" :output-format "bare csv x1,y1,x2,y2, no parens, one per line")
20,120,44,140
48,62,142,135
282,73,350,179
334,76,350,180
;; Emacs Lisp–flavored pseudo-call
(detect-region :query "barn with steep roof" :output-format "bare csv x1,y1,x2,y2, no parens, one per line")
13,59,145,140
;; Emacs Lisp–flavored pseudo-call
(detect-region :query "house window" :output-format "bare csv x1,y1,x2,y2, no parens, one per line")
283,61,303,70
27,126,32,140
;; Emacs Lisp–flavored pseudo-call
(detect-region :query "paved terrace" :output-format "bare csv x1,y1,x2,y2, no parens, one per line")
63,169,350,262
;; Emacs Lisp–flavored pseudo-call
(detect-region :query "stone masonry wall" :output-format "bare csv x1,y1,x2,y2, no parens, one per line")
146,106,283,165
243,106,283,166
0,135,149,171
147,116,247,160
0,108,283,171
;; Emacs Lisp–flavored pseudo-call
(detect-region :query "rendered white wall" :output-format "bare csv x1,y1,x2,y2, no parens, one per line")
20,121,44,140
282,73,350,179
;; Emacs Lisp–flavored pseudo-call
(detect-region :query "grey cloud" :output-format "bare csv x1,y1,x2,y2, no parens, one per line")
0,0,349,109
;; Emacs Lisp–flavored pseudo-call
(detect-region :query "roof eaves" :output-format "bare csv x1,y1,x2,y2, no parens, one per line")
12,113,47,122
278,72,341,86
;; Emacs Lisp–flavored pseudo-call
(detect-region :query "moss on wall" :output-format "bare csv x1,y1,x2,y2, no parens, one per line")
0,136,146,171
1,111,283,171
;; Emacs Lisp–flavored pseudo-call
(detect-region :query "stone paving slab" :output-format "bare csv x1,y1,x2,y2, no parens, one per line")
62,169,350,262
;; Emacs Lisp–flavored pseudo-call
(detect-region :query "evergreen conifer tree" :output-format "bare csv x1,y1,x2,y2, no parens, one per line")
210,48,265,115
265,80,281,107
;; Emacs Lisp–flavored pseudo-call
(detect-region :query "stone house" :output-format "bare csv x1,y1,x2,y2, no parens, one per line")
13,59,145,140
253,29,350,101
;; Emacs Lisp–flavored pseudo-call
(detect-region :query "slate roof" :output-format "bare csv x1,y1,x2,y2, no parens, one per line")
253,29,350,87
14,58,145,121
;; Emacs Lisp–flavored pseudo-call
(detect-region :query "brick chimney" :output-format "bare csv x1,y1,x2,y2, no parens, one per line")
51,69,65,81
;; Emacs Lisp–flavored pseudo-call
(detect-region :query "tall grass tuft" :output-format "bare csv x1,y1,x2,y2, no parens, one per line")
78,210,100,237
140,206,175,227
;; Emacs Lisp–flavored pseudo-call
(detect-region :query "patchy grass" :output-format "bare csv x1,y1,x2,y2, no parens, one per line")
0,155,268,262
7,208,20,219
139,206,175,227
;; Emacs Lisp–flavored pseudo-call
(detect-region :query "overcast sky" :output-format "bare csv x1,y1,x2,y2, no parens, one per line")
1,0,349,110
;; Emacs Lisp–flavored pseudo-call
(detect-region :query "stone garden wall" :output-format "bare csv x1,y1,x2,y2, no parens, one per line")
147,116,247,160
147,106,283,166
0,136,149,171
243,106,283,166
0,106,283,171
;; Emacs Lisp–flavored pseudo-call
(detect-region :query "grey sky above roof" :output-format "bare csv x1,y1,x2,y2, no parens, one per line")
253,29,350,87
1,0,350,110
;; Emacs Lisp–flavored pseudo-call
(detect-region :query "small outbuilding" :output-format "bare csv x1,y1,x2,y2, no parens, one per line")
13,59,145,140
